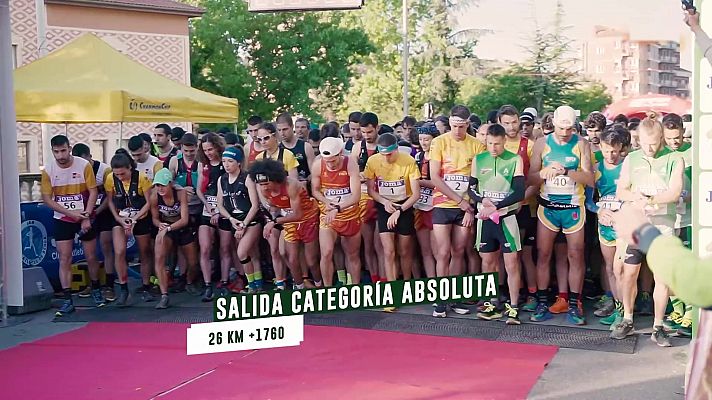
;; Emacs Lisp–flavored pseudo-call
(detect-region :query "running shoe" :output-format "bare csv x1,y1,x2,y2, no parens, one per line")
55,300,75,316
676,317,692,338
303,279,317,289
594,297,615,317
610,319,635,340
505,304,521,325
651,326,672,347
549,297,569,314
566,305,586,326
637,292,653,316
102,286,116,302
77,286,92,298
450,303,471,315
201,285,214,302
186,283,202,296
595,294,612,310
600,309,620,326
530,303,553,322
433,303,447,318
521,296,538,312
477,302,503,321
116,289,130,307
382,307,397,313
155,294,170,310
663,311,684,331
141,289,156,302
169,279,186,293
91,288,106,308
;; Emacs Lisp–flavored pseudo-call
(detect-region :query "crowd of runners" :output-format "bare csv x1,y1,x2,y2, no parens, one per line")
41,103,693,346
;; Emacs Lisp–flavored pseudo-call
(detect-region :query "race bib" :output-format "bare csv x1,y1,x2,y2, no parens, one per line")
56,194,84,212
596,195,622,211
324,187,351,204
378,179,407,201
119,208,139,219
281,208,294,217
415,187,434,211
482,190,508,202
545,175,575,195
443,174,468,196
95,193,105,206
203,195,218,217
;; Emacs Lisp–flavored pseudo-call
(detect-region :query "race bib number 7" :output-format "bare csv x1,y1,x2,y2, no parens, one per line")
56,194,84,212
324,187,351,204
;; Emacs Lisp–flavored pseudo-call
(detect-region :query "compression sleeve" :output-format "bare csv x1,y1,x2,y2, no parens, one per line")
494,175,525,210
467,176,484,204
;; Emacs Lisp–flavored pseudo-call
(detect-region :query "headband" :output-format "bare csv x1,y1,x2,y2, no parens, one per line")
449,116,468,125
222,148,243,162
377,143,399,153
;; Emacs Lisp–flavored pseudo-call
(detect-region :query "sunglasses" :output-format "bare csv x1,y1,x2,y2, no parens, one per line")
256,134,274,143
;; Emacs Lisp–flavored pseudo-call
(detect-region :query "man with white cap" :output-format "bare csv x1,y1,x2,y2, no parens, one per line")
311,137,363,287
528,105,594,325
520,107,538,139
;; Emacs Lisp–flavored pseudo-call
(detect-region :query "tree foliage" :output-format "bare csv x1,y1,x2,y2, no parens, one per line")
189,0,373,123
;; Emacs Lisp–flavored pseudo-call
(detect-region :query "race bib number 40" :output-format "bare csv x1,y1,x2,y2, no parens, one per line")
443,174,468,196
203,195,218,217
378,179,407,201
56,194,85,212
545,175,575,195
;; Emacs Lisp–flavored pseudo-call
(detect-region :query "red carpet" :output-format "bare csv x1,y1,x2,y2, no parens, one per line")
0,322,557,400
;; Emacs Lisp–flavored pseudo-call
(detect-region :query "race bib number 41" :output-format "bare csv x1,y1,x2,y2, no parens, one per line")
56,194,84,212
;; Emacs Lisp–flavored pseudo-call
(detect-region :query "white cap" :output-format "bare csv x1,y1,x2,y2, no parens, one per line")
523,107,538,119
319,137,344,158
553,106,576,129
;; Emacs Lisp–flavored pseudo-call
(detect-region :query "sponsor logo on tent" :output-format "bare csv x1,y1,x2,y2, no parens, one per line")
128,99,172,112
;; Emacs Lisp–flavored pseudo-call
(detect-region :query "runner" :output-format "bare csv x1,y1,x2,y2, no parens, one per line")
344,111,363,155
414,124,439,278
365,133,420,311
249,159,321,290
585,125,629,323
149,168,195,309
42,135,104,315
584,112,607,164
311,137,363,286
128,135,162,181
469,124,525,325
662,113,693,337
245,115,264,165
611,114,684,346
196,133,228,301
277,112,315,185
216,147,264,293
528,105,594,325
154,124,179,165
71,144,116,302
429,105,486,318
167,133,202,294
295,117,311,141
255,122,299,179
105,149,154,306
139,132,160,158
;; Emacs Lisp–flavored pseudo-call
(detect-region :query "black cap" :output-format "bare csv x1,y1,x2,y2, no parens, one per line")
171,127,186,142
180,133,198,146
224,132,238,145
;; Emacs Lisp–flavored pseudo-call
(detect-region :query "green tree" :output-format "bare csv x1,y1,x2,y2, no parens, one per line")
189,0,373,123
569,82,612,116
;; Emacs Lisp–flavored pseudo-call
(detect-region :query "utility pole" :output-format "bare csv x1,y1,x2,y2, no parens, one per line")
402,0,409,116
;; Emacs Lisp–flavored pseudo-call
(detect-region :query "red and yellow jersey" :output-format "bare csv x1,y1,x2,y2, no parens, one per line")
319,157,360,221
41,157,97,221
267,182,319,222
429,133,485,208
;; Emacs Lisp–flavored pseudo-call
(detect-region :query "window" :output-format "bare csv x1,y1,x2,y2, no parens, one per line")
596,65,605,74
11,44,18,69
17,141,30,173
91,140,106,163
596,47,605,55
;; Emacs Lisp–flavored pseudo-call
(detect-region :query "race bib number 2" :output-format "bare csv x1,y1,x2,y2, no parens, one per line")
443,174,468,196
56,194,84,212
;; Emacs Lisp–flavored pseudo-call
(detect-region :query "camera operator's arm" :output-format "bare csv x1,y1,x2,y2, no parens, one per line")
686,9,712,63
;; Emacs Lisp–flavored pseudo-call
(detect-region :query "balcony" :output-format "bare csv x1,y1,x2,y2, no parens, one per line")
660,79,675,87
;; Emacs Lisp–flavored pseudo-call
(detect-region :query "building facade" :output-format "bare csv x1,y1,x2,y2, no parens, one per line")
582,26,691,102
10,0,202,172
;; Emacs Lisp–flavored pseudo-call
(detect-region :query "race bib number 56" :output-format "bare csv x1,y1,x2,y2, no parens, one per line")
56,194,84,212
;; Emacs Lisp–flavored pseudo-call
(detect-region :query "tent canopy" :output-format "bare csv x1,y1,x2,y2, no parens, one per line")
602,94,691,120
14,34,238,123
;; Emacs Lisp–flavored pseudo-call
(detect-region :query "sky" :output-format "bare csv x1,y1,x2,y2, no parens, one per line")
455,0,695,69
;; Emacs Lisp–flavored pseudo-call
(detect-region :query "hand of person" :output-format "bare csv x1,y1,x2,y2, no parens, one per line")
387,210,400,230
685,8,700,29
325,208,338,225
65,210,85,222
462,210,474,228
598,209,615,227
458,198,474,213
158,223,170,231
613,202,649,245
80,218,92,233
184,187,196,196
479,203,497,219
383,200,397,214
263,222,274,239
235,226,245,240
210,213,220,226
539,167,559,180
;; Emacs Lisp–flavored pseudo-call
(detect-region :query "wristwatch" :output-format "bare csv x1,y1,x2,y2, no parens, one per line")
334,204,341,212
632,223,661,253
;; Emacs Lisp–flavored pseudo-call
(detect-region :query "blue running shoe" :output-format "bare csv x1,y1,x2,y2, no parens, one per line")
55,300,75,316
566,305,586,325
530,302,552,322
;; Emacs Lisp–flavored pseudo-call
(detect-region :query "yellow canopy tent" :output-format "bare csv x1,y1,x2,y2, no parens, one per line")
13,33,238,123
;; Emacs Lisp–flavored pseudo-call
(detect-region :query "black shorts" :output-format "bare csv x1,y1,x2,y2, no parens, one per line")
95,210,115,233
678,226,691,249
625,245,645,265
54,219,97,242
218,214,262,233
167,228,195,247
132,218,152,237
432,207,466,226
200,216,218,228
375,203,415,236
516,208,536,247
476,214,521,254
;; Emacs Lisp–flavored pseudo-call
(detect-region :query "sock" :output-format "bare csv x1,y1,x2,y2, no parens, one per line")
295,283,305,290
142,284,152,292
559,292,569,301
63,288,72,301
654,319,664,328
379,277,388,283
275,280,286,289
120,283,128,292
671,296,685,315
498,285,507,297
254,271,263,288
91,280,100,290
371,274,380,283
337,270,347,285
346,273,353,285
623,311,634,321
246,273,255,283
537,290,548,305
105,273,116,286
315,280,323,287
605,291,613,298
528,287,537,295
615,300,623,312
569,292,580,309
